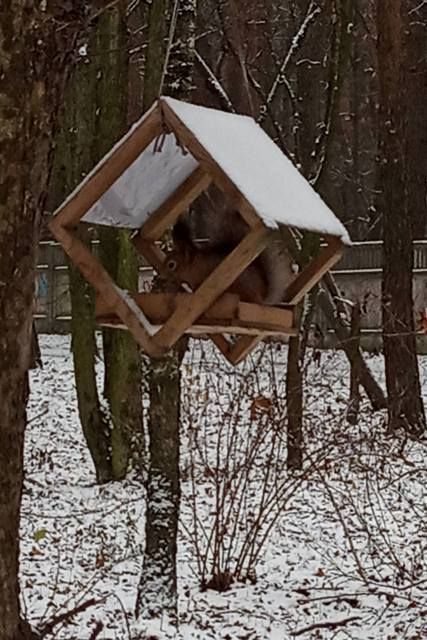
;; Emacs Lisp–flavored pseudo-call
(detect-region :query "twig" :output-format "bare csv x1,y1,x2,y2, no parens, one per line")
292,616,361,636
40,598,103,636
159,0,180,94
90,0,123,22
89,621,104,640
27,408,49,424
107,593,132,640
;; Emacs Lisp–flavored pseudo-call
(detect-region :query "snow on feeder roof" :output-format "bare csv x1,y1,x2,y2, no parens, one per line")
55,97,350,245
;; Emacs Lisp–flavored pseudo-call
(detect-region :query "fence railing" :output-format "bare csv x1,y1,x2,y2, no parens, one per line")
333,240,427,273
35,240,427,334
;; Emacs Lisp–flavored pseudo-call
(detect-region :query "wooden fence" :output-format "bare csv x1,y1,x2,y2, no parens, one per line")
35,240,427,350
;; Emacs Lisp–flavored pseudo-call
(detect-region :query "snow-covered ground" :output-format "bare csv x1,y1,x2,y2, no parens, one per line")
23,336,427,639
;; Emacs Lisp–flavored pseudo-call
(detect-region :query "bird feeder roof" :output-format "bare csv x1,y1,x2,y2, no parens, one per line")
54,97,350,245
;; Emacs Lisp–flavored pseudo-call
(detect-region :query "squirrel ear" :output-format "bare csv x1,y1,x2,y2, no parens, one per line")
172,220,195,261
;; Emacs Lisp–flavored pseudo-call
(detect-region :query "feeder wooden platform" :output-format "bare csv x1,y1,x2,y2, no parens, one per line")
95,292,297,337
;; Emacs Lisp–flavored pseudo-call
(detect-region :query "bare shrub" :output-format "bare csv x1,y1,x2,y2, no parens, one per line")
179,340,327,591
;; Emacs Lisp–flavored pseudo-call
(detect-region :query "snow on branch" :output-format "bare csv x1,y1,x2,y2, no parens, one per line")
261,1,322,120
194,49,236,113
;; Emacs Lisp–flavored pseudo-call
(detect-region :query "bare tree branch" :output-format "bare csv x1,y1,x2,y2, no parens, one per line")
292,616,361,636
260,1,321,121
195,49,236,112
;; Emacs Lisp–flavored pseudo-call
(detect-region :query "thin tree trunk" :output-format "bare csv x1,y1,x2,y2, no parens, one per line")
52,4,146,481
136,342,186,625
0,3,82,637
50,39,114,483
405,1,427,239
285,235,318,471
100,229,143,478
30,323,42,370
348,302,361,425
136,0,197,629
96,4,143,479
377,1,426,435
286,333,303,470
69,228,113,483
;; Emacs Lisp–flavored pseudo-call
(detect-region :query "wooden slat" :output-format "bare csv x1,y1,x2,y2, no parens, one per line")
189,324,290,336
228,238,343,364
211,335,232,358
98,318,290,337
228,334,266,365
238,302,294,331
53,107,163,228
160,99,261,230
139,166,212,240
152,224,273,350
49,221,165,357
96,291,240,323
96,292,297,335
132,236,169,278
282,237,344,305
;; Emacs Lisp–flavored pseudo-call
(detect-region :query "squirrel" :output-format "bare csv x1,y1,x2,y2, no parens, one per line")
166,219,268,303
165,184,295,305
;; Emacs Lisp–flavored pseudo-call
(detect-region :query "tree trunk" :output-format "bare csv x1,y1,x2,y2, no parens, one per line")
96,4,143,480
136,0,197,630
0,3,82,637
51,4,145,481
100,229,143,478
348,302,361,425
377,1,426,435
50,36,114,483
136,342,186,626
286,332,303,470
285,234,318,472
405,1,427,239
69,228,113,483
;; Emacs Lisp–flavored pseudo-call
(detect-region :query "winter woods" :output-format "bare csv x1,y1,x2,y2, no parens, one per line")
0,1,426,639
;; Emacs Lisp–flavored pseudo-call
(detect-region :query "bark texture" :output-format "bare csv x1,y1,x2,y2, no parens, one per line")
69,228,113,483
136,0,197,629
377,1,426,435
137,342,186,624
0,3,82,637
286,330,303,470
51,37,114,483
51,4,143,481
96,5,143,480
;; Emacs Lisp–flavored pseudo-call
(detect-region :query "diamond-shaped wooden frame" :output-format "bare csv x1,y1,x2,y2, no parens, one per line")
49,98,344,364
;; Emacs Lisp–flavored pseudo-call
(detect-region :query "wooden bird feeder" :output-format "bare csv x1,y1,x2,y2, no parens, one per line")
49,97,350,365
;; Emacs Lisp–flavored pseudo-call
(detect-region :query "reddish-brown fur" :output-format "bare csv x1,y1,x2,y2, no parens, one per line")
185,186,296,304
165,223,268,303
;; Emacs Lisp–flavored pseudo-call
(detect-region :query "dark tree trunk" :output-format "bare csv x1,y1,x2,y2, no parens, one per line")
286,332,303,471
136,0,197,629
348,302,361,425
52,4,145,482
377,1,426,435
0,3,82,637
99,229,143,478
405,1,427,239
96,4,143,480
51,38,114,483
69,228,113,483
136,342,186,624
